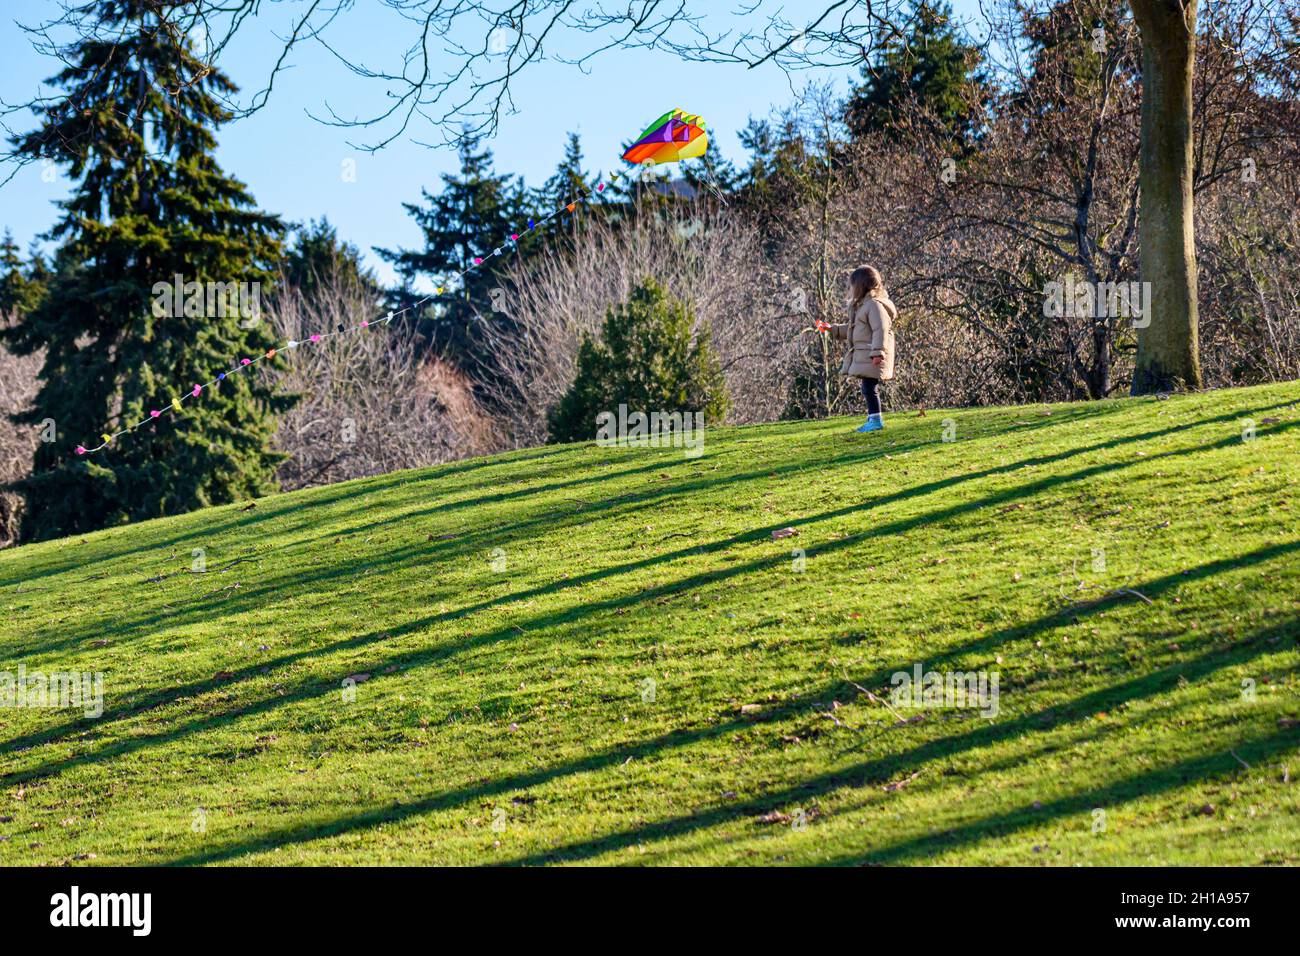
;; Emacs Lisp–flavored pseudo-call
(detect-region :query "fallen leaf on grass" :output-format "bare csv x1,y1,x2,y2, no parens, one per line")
771,527,798,540
883,770,922,793
757,807,820,825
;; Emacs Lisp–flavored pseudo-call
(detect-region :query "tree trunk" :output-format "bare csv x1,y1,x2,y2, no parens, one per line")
1130,0,1202,394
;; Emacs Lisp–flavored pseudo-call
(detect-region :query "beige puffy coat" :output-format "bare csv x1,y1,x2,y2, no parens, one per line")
830,294,896,380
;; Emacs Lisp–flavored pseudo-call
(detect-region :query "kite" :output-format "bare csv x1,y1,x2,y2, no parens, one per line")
621,109,708,168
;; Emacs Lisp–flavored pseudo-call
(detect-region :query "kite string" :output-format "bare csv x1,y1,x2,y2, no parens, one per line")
74,175,615,457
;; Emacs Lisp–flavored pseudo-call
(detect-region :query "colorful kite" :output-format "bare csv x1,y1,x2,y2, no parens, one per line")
621,109,708,168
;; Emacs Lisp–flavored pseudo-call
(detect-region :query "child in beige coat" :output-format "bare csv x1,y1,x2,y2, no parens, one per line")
820,265,897,432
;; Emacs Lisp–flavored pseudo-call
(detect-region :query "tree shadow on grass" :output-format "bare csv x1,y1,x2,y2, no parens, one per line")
1,393,1123,598
155,603,1298,866
11,394,1280,667
6,451,707,657
3,388,1286,598
822,724,1299,865
3,410,1295,775
0,403,1252,723
20,541,1298,864
0,443,586,591
492,617,1299,866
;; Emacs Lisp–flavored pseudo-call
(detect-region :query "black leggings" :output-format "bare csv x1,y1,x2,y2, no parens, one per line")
860,377,881,416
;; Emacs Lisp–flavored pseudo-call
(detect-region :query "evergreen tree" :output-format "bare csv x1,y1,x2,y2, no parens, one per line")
539,133,592,211
845,1,987,146
377,129,529,376
737,115,817,244
1015,0,1134,113
3,0,288,542
0,231,46,322
548,278,728,443
531,132,603,244
282,218,384,309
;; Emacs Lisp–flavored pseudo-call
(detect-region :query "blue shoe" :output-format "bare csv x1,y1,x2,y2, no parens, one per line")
856,413,884,433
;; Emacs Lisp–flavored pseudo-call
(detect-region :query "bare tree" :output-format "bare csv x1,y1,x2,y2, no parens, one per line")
264,265,499,490
478,202,791,444
919,0,1142,399
0,0,906,172
0,338,42,547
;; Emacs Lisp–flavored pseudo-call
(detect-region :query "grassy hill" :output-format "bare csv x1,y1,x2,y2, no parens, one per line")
2,383,1298,866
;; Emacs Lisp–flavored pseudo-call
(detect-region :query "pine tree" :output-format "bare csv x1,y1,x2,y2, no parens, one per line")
528,132,603,248
548,278,728,443
1016,1,1134,114
737,116,816,243
377,129,529,377
282,218,384,310
845,1,986,146
0,231,46,323
539,133,592,212
3,0,288,542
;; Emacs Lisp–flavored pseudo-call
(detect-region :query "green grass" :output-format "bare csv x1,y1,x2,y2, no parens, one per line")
2,383,1298,866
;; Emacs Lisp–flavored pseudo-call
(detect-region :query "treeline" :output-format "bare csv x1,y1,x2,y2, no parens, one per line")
3,0,1299,546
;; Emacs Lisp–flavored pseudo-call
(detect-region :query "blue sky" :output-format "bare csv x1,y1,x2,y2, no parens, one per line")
0,0,984,287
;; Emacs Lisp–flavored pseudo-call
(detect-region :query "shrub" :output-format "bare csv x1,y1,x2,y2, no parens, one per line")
547,278,728,443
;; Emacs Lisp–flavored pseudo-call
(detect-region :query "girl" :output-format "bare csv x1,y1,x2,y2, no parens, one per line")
825,265,897,432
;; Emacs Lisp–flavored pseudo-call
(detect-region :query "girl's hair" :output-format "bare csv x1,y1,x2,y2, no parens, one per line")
848,265,887,309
